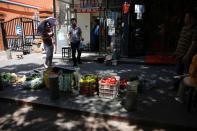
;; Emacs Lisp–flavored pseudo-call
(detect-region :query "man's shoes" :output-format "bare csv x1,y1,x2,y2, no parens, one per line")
44,63,48,68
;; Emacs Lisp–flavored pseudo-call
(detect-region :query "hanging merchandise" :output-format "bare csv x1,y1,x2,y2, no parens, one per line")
122,2,130,14
134,4,145,20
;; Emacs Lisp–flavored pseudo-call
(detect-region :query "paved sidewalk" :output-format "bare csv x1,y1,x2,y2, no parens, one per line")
0,52,197,130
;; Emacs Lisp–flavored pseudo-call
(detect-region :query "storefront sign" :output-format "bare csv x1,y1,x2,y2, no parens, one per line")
135,4,145,20
16,25,22,36
74,4,104,13
135,4,145,13
80,0,97,8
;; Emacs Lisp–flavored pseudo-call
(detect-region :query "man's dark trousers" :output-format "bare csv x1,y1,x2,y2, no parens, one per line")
71,41,81,66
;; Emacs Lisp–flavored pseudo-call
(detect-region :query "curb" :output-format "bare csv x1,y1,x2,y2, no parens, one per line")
0,96,196,130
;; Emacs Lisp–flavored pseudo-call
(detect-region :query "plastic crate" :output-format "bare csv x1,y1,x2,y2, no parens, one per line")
80,82,97,95
99,79,120,99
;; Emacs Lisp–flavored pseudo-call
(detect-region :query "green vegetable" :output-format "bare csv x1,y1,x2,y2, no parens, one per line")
0,72,16,82
26,73,40,81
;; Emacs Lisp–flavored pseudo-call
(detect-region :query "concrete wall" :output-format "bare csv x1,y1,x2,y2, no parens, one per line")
77,13,90,45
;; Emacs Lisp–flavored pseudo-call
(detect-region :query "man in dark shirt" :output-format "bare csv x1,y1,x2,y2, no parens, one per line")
42,22,54,68
173,9,197,90
68,18,83,66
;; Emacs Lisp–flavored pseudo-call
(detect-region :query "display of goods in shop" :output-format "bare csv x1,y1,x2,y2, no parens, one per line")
99,76,120,99
79,74,98,95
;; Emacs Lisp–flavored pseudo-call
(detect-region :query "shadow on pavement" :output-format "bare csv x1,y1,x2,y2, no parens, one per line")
0,62,197,130
1,100,192,131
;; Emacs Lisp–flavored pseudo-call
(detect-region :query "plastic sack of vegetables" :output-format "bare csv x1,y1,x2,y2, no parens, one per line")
43,67,55,88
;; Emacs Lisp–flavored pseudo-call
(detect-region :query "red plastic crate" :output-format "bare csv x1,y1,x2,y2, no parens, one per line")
145,55,176,64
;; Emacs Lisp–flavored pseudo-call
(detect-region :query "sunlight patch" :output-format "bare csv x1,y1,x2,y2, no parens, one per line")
13,106,32,125
25,96,39,101
55,119,78,129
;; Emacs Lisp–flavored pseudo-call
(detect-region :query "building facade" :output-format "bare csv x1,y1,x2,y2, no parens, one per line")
0,0,54,51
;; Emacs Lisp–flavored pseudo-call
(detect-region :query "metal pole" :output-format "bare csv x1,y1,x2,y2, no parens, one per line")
53,0,57,18
53,0,57,53
32,20,35,40
99,2,101,56
20,18,25,52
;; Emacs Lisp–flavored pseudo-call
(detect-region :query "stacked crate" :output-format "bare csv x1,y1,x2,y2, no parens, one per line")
99,76,120,99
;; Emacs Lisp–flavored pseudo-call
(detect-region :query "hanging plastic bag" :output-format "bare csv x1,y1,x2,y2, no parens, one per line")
79,40,85,49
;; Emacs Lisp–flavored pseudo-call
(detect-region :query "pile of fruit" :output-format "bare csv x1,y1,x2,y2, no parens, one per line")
80,75,97,84
118,79,128,98
100,77,117,85
120,79,128,89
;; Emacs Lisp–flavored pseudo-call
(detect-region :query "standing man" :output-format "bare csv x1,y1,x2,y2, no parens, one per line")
42,22,55,68
173,9,197,90
68,18,83,66
93,19,100,51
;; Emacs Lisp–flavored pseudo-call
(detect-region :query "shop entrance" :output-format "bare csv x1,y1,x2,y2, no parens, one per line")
56,0,74,53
